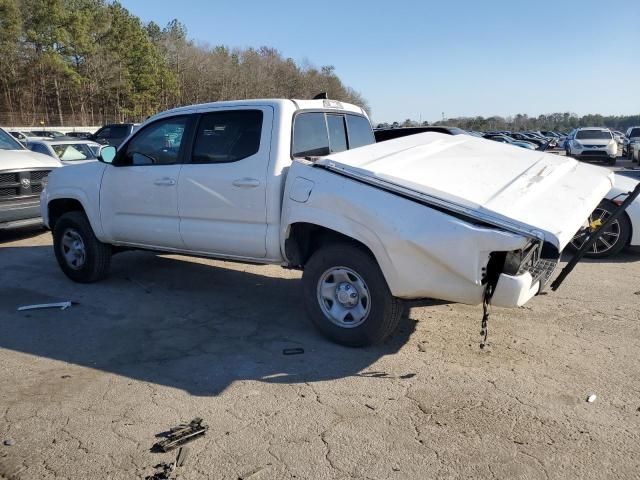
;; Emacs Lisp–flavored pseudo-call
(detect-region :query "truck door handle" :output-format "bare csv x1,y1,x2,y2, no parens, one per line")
232,178,260,188
154,177,176,186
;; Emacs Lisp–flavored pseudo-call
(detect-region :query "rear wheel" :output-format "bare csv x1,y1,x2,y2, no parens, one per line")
569,201,630,258
302,243,402,347
53,211,112,282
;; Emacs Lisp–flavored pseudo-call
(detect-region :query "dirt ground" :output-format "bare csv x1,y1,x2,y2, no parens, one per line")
0,224,639,479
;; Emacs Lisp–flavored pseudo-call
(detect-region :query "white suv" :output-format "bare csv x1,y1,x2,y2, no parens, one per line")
566,128,618,165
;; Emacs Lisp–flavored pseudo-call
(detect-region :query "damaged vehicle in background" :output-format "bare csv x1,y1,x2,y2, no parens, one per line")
42,98,615,347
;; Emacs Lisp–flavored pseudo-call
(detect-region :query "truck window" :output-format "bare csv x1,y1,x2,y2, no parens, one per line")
293,112,330,158
119,117,187,166
326,115,347,153
192,110,262,163
346,115,375,149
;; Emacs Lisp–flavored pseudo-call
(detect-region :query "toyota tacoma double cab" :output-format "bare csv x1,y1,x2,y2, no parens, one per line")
0,127,61,229
41,98,614,346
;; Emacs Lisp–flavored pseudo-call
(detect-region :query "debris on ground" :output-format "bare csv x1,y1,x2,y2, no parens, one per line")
4,439,15,446
17,301,73,311
145,447,189,480
153,418,208,452
282,348,304,355
587,394,597,403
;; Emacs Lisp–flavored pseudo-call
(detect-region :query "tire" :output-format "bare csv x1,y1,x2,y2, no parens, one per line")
302,243,402,347
607,157,617,166
568,200,631,259
53,211,112,282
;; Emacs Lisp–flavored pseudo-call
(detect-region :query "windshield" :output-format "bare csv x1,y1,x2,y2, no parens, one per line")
628,128,640,138
51,143,98,161
0,129,25,150
576,129,612,140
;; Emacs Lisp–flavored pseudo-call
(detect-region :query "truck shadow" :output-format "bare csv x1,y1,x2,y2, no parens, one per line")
0,247,416,397
560,249,639,264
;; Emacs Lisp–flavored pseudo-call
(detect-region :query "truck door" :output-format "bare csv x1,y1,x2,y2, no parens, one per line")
177,106,273,258
99,116,191,249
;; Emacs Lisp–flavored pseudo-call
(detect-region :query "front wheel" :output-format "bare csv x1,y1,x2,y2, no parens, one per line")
569,201,631,258
302,243,402,347
53,211,112,282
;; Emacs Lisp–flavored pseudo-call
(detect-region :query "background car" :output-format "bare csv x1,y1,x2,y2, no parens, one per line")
565,127,617,165
511,132,548,149
88,123,138,147
373,126,469,142
65,131,93,139
26,139,102,164
570,173,640,258
625,126,640,159
0,127,61,229
29,130,67,139
482,133,537,149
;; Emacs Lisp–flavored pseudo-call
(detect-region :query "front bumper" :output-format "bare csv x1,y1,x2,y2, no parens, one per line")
491,272,540,307
574,150,616,159
0,197,42,229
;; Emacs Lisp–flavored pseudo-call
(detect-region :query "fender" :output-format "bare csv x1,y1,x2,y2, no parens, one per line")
42,161,107,239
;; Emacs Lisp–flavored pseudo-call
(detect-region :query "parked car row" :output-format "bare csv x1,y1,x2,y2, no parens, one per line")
7,123,139,148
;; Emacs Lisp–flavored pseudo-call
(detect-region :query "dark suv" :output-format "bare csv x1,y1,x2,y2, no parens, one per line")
374,126,468,142
89,123,138,147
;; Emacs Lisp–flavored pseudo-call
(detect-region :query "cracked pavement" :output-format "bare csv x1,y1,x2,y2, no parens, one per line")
1,227,639,479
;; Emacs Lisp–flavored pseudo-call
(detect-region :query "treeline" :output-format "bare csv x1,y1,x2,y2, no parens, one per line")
378,113,640,132
0,0,368,126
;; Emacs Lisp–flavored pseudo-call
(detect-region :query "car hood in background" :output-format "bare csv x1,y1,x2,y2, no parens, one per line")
0,149,63,170
316,132,614,251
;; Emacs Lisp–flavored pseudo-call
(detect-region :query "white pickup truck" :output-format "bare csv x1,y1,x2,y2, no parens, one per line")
41,99,614,346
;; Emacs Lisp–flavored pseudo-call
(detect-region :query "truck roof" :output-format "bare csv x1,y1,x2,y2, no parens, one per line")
149,98,367,122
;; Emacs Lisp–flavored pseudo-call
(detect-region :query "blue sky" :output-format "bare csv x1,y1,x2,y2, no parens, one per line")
122,0,639,123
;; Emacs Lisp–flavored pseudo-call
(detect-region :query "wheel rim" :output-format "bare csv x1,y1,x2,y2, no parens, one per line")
317,267,371,328
570,207,620,255
61,228,87,269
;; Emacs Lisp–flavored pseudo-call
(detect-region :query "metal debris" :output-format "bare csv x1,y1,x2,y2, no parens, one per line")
146,447,189,480
4,439,15,446
17,301,73,311
587,394,597,403
153,418,208,452
282,348,304,355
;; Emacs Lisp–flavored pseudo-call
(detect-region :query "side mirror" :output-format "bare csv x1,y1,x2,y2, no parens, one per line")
99,145,117,164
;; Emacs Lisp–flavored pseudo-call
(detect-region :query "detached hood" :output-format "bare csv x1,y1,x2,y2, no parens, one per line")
316,133,614,251
0,149,63,170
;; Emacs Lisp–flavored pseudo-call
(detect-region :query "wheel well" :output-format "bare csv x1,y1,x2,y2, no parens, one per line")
48,199,85,230
285,223,375,267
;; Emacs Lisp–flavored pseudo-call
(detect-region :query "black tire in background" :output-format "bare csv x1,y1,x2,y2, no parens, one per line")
569,200,631,259
53,211,112,282
302,243,402,347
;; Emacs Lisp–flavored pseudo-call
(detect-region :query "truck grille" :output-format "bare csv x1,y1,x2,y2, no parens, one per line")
0,170,51,201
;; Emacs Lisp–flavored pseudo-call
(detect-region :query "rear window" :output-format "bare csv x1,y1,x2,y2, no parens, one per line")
576,130,612,140
192,110,263,163
292,113,330,157
346,115,375,148
292,112,374,158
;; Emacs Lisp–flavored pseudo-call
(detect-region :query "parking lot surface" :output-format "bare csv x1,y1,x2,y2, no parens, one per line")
1,222,639,479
